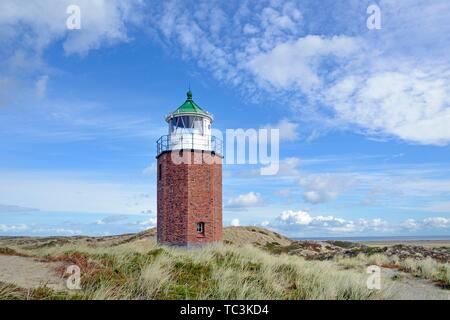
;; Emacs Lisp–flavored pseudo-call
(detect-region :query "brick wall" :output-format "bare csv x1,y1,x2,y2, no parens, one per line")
157,150,222,246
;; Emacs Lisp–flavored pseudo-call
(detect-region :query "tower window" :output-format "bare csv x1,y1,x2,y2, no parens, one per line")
158,164,162,181
196,222,205,235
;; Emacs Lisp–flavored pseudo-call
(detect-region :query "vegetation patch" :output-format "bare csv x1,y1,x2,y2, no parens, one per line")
0,247,21,256
326,240,358,249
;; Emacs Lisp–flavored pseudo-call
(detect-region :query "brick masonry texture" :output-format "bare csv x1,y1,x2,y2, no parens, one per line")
157,150,222,246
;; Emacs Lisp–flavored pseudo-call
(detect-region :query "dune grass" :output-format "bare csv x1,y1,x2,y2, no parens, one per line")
334,253,450,287
1,241,388,300
401,257,450,287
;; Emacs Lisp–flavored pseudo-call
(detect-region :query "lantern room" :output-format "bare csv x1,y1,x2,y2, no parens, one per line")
157,90,221,155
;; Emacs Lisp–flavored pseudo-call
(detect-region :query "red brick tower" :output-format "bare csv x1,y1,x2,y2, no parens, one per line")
156,91,222,246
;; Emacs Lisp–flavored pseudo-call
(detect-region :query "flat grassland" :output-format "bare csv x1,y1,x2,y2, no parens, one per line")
0,227,448,300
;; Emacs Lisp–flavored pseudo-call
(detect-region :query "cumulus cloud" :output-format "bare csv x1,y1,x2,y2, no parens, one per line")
263,118,299,142
299,174,355,204
135,217,157,229
2,224,88,237
277,210,313,225
230,218,240,227
226,192,263,209
423,217,450,229
0,224,28,232
256,157,300,178
276,157,301,177
95,214,129,225
403,219,421,231
97,214,156,230
261,220,270,227
403,217,450,231
274,210,392,234
246,35,361,92
30,227,82,235
326,68,450,146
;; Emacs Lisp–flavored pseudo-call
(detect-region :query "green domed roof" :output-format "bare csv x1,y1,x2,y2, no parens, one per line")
166,90,212,121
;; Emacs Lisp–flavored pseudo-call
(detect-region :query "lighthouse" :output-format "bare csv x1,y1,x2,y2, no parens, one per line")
156,90,223,246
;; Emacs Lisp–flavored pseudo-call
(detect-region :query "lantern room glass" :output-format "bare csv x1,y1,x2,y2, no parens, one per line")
170,115,205,135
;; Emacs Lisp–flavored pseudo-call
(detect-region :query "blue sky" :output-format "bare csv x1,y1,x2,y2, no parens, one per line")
0,0,449,237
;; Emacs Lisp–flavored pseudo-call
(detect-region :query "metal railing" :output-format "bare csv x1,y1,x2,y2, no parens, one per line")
157,134,223,156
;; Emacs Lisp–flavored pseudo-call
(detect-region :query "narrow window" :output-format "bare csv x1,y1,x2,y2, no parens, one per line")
196,222,205,235
158,164,162,181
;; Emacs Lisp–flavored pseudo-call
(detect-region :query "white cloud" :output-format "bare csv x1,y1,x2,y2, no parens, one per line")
0,224,28,232
423,217,450,229
226,192,263,209
274,210,392,234
261,220,270,227
276,157,301,176
148,0,304,86
230,218,240,227
299,173,355,204
249,32,450,146
30,227,82,235
0,0,144,56
96,214,129,225
326,69,450,146
278,210,312,225
403,219,421,231
370,219,393,232
136,217,157,229
246,35,361,92
403,217,450,230
257,157,300,178
263,118,299,142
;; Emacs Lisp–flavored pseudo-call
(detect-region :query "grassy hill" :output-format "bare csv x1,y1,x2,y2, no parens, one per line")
0,227,448,300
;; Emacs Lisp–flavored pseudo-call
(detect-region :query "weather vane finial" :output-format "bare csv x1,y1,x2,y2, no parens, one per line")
187,83,192,100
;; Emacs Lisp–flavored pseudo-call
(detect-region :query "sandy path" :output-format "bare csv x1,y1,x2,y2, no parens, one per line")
383,268,449,300
0,255,66,290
